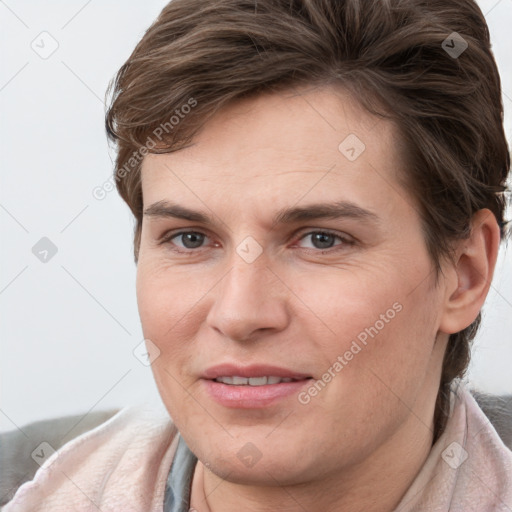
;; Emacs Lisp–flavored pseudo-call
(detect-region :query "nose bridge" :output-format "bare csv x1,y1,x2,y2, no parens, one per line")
219,230,274,301
206,246,289,340
226,248,271,298
219,247,275,312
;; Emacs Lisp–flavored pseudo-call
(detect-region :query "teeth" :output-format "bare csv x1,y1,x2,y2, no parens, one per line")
214,376,295,386
248,376,267,386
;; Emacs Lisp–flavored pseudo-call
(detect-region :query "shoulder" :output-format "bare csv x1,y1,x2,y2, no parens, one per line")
0,408,120,506
0,404,178,510
471,390,512,450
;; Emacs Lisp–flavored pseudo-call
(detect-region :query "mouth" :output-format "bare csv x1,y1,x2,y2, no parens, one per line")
213,376,303,386
201,364,313,408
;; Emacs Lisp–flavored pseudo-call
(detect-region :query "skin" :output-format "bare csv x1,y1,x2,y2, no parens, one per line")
136,85,500,512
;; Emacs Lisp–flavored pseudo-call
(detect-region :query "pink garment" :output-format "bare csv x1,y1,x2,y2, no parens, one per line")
395,381,512,511
3,404,178,512
4,382,512,511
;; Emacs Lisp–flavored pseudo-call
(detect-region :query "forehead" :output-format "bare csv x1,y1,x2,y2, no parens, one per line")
140,85,411,224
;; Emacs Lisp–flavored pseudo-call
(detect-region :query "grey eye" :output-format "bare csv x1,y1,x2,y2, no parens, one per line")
311,233,336,249
299,232,342,250
174,232,206,249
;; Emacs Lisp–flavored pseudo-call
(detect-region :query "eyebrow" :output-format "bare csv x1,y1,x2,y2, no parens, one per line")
143,200,380,227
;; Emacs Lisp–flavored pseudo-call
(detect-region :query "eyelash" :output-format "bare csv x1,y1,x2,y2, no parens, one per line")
158,229,355,255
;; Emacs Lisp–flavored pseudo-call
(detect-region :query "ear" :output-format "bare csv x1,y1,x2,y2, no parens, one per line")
438,209,501,335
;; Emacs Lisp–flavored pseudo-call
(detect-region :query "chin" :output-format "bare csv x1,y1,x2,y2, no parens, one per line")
195,437,316,484
206,457,311,487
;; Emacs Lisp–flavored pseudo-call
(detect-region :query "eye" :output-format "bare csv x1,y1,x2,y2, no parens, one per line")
163,231,210,251
296,230,353,251
159,229,354,254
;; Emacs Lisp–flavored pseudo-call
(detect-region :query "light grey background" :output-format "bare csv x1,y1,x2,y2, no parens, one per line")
0,0,511,433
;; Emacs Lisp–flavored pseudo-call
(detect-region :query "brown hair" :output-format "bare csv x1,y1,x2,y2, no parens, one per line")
105,0,510,442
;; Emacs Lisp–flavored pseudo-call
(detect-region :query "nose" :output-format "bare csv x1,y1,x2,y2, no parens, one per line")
205,253,290,342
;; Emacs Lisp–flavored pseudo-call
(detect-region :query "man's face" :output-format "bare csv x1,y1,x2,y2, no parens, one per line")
136,86,448,484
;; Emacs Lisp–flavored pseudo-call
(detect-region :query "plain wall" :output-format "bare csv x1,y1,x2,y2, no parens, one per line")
1,0,511,433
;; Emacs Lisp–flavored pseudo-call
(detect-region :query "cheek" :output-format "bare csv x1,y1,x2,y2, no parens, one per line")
136,262,209,429
136,258,207,331
135,261,211,390
299,264,440,400
292,265,405,346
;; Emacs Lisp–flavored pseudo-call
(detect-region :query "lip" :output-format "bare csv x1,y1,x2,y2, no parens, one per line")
201,363,313,409
201,363,312,380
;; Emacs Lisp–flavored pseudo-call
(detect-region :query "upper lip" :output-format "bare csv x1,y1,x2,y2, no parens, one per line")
202,364,312,380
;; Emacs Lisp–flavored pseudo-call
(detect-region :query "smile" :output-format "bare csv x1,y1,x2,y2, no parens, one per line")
213,376,298,385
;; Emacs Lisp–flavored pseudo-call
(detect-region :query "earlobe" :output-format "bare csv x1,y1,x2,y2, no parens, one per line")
439,209,501,335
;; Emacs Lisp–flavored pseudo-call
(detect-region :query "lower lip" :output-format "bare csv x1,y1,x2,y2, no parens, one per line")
202,379,312,408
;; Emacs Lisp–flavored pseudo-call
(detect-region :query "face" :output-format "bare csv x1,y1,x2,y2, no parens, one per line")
136,85,449,485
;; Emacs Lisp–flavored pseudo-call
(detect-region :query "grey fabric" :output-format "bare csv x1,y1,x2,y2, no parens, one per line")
163,435,198,512
0,408,120,507
1,392,511,509
471,391,512,449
